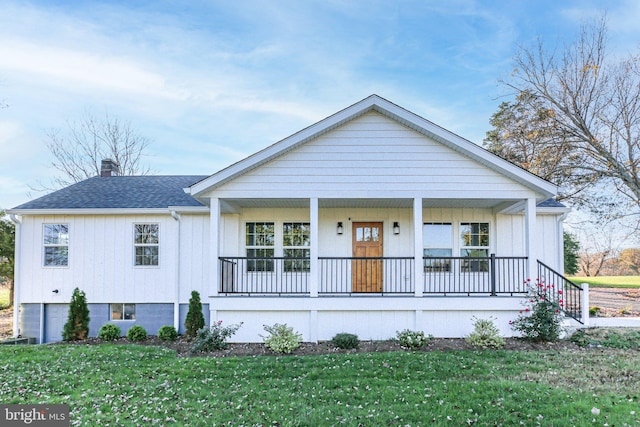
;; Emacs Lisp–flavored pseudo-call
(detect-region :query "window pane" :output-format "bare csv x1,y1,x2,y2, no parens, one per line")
283,223,310,247
423,248,452,272
44,224,69,245
460,249,489,272
246,248,274,272
44,247,68,266
460,222,489,248
356,227,363,242
284,248,310,272
135,246,159,266
124,304,136,320
423,223,452,248
135,224,159,244
246,222,274,246
111,304,123,320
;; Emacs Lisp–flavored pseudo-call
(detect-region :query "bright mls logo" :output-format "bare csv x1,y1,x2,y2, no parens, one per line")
1,405,69,426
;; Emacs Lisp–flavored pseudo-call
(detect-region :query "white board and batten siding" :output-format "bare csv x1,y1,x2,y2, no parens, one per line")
209,112,537,200
19,214,210,304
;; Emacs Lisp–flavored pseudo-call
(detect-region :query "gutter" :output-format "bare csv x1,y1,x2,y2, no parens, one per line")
9,214,21,338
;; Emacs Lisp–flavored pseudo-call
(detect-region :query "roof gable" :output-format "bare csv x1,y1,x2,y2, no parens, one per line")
188,95,557,199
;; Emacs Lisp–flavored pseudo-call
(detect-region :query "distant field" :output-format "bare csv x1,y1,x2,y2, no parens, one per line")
569,276,640,288
0,287,9,309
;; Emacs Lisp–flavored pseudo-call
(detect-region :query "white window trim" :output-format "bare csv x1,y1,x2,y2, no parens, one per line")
133,223,160,268
42,223,69,268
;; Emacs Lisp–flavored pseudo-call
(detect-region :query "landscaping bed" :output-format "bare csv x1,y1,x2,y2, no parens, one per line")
66,335,581,357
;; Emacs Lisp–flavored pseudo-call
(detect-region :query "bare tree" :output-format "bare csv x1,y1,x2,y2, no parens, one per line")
503,16,640,222
42,110,151,189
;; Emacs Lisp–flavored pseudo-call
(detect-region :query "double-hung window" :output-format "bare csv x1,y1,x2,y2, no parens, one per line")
134,224,159,266
423,223,452,272
460,222,490,272
246,222,275,272
43,224,69,266
283,222,310,272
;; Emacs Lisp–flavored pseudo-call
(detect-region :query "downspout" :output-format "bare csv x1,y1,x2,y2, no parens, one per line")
557,213,568,274
9,214,21,338
170,210,181,331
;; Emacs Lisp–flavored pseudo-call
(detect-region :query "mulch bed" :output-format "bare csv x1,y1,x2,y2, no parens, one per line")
62,336,582,357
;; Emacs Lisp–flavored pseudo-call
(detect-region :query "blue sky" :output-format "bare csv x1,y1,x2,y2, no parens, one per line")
1,0,639,210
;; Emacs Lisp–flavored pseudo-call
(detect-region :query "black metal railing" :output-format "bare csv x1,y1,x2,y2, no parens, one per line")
319,257,414,294
423,254,528,295
219,257,309,294
537,260,583,323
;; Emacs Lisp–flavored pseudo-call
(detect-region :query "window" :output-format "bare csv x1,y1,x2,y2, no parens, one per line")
134,224,159,266
423,223,452,271
460,222,490,272
111,303,136,320
246,222,275,272
283,222,310,272
43,224,69,266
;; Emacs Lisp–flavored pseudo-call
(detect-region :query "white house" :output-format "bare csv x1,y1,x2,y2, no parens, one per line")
8,95,584,343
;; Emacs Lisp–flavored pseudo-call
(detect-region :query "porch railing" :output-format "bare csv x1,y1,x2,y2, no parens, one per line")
219,257,309,294
537,260,583,323
423,254,528,296
220,255,531,296
319,257,414,294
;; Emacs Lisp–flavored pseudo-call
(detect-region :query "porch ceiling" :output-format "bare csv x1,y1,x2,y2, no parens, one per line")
220,197,521,212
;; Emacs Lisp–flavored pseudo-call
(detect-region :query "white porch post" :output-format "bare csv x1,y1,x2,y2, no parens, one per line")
310,197,319,297
210,197,220,297
413,197,423,297
525,197,537,281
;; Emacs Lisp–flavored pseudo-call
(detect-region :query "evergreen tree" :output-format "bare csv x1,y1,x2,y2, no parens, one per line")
62,287,90,341
185,290,205,337
563,231,580,276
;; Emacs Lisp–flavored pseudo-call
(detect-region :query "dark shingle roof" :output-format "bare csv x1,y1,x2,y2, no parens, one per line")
13,176,208,210
537,198,566,208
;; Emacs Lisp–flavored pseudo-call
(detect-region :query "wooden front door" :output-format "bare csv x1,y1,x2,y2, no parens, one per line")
352,222,383,292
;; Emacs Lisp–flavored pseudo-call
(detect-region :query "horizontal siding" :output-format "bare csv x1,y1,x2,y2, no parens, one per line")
211,111,533,199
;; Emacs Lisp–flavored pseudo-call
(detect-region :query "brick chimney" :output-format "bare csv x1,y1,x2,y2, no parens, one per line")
100,159,120,177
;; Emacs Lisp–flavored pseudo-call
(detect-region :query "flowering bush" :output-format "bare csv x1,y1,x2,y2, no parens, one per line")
191,320,242,353
396,329,432,349
510,279,564,342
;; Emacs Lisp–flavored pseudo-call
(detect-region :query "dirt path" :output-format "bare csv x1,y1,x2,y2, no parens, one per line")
0,288,638,341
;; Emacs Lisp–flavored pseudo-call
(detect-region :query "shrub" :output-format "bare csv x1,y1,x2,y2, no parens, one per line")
571,328,640,349
98,323,121,341
396,329,432,349
261,323,303,354
589,306,601,316
465,317,505,349
191,320,242,353
62,287,90,341
331,332,359,349
185,291,205,338
158,325,178,341
126,325,148,342
510,279,563,342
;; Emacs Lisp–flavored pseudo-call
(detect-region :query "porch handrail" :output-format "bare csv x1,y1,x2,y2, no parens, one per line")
219,256,310,295
319,256,414,294
537,260,583,324
423,254,528,295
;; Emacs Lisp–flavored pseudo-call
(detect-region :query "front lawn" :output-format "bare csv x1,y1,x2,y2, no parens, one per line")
1,345,638,425
569,275,640,288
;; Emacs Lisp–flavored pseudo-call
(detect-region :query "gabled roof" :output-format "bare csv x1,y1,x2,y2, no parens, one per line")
187,94,558,199
11,176,207,211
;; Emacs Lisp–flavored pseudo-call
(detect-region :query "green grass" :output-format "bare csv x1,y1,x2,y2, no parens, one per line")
568,275,640,288
1,345,639,426
0,287,9,309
